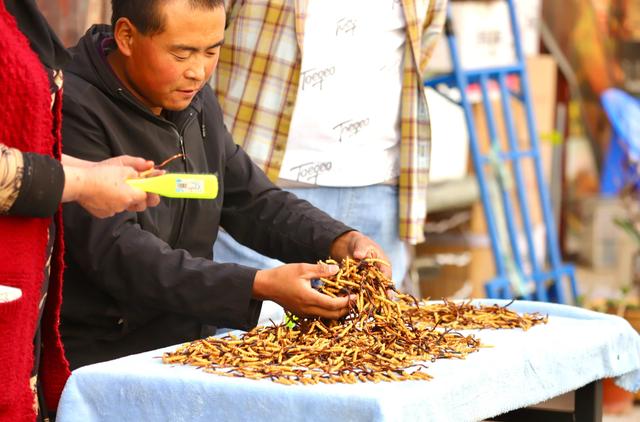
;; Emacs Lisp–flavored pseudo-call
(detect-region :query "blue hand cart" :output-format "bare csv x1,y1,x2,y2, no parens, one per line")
424,0,578,303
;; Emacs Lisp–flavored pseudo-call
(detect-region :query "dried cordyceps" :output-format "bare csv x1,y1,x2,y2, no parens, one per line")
163,257,546,384
398,298,548,331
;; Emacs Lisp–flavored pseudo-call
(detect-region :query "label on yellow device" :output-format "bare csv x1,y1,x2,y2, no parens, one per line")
126,173,218,199
175,178,205,194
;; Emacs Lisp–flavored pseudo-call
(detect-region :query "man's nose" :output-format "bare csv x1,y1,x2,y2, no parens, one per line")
185,60,206,81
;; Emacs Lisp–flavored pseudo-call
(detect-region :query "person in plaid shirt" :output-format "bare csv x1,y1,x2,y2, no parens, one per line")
212,0,446,321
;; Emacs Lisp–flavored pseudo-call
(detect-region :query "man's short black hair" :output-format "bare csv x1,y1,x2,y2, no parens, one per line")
111,0,225,35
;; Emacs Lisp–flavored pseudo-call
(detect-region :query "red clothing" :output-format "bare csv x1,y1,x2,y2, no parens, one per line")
0,3,70,421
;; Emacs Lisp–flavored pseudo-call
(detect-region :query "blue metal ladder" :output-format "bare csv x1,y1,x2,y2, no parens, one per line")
424,0,578,303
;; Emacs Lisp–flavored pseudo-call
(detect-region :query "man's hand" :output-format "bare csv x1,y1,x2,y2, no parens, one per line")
252,262,354,319
329,230,391,278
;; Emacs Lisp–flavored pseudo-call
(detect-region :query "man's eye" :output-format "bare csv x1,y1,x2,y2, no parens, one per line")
173,53,188,61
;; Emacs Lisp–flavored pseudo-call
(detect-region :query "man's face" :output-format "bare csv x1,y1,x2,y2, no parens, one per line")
122,1,225,114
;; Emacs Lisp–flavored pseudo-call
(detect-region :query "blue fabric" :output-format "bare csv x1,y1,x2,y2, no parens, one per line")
57,300,640,422
600,89,640,196
214,185,409,324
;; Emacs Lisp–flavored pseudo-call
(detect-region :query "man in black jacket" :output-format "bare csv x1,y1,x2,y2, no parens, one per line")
60,0,389,369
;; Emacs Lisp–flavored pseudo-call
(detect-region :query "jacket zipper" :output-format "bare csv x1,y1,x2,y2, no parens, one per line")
169,114,196,247
115,88,197,247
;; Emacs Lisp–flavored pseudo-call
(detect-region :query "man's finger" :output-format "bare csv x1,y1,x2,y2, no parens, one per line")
306,289,350,311
378,262,392,278
303,263,339,279
352,248,366,259
353,245,378,260
303,305,350,320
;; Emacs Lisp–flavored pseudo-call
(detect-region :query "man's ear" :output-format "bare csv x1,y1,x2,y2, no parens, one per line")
113,17,137,57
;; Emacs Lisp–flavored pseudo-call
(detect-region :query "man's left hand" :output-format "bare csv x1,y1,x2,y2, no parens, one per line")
329,231,391,279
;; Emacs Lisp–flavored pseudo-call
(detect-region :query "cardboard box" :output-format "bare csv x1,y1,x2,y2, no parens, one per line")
428,0,541,73
415,248,471,300
416,206,494,298
416,204,547,299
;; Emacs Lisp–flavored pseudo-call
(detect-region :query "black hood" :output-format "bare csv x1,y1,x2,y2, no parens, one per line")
65,24,204,121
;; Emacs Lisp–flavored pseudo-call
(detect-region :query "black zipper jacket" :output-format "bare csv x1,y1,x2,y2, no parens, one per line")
60,25,352,369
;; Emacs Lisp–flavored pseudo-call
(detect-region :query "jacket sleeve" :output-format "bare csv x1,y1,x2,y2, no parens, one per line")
0,143,64,217
61,95,261,330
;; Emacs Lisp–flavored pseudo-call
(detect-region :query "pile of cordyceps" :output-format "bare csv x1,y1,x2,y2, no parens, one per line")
162,257,546,384
399,297,547,331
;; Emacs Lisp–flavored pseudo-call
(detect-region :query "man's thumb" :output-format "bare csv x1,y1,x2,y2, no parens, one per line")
318,263,339,276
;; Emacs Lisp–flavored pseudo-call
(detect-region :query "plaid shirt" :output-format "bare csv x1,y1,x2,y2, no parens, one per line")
213,0,447,244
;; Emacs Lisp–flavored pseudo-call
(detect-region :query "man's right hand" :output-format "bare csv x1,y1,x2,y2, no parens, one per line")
252,263,353,320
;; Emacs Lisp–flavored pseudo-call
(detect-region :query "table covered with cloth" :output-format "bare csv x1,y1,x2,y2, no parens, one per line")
56,300,640,422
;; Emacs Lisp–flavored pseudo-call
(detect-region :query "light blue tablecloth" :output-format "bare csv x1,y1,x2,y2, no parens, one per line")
56,300,640,422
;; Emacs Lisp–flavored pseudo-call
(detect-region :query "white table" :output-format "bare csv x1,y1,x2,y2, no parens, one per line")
57,300,640,422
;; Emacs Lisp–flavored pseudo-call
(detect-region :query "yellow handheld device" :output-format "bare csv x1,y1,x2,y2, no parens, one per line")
126,173,218,199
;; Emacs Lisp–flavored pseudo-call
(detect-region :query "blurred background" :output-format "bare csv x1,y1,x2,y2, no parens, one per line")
36,0,640,414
